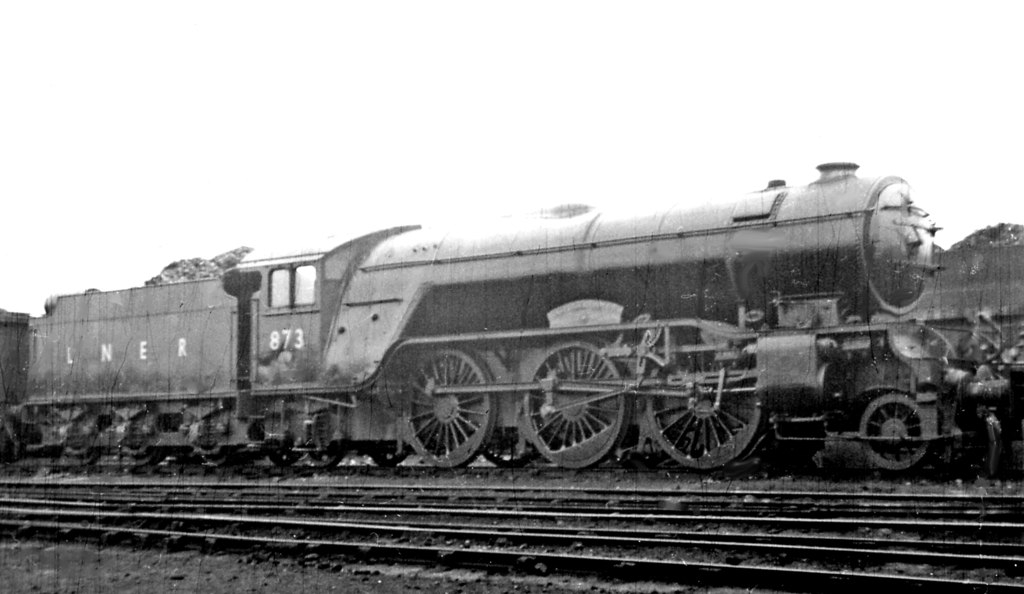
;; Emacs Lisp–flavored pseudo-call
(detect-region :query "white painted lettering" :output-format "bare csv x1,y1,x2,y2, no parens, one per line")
268,328,305,351
66,347,73,365
139,341,148,360
101,343,113,363
178,338,187,357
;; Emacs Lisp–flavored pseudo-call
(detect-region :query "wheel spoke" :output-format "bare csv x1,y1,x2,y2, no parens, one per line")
461,414,482,436
417,415,441,440
580,411,603,436
455,406,486,417
710,415,732,447
538,414,567,439
453,359,469,385
669,413,698,448
410,410,437,422
716,407,746,430
659,408,692,437
572,419,587,446
450,417,472,443
716,411,739,439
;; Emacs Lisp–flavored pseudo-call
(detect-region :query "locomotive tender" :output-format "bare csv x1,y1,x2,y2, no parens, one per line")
0,162,1017,472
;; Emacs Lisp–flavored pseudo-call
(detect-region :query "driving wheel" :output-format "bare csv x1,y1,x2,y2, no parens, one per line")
521,342,631,468
399,349,497,467
643,370,762,470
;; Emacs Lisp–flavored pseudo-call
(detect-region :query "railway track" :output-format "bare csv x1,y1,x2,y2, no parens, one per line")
1,478,1022,591
1,479,1023,519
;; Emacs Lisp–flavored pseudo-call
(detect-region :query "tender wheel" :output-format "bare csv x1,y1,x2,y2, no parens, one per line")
521,342,631,468
859,392,930,471
64,413,102,465
121,411,162,466
393,349,497,467
266,431,300,467
643,372,762,470
188,409,234,463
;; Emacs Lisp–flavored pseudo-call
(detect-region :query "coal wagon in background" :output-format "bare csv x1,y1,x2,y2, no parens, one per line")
914,243,1024,473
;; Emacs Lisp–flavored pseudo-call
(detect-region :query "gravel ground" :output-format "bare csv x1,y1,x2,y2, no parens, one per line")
2,456,1018,593
0,541,781,594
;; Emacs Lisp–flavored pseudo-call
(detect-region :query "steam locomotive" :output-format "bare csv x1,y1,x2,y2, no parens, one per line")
1,163,1019,472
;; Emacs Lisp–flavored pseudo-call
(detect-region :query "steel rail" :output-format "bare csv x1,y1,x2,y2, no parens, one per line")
0,493,1016,522
273,502,1024,535
6,504,1021,569
2,496,1023,535
1,482,1019,506
2,487,1015,520
1,516,1020,593
1,478,1019,504
2,484,1020,517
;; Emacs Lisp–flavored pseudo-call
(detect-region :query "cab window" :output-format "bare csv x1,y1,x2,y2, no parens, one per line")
294,265,317,305
269,265,317,308
270,269,291,308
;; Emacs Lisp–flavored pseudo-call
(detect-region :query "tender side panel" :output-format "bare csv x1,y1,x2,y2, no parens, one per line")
27,281,235,401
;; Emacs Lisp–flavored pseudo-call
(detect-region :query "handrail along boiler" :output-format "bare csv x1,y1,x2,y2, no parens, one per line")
0,163,1018,472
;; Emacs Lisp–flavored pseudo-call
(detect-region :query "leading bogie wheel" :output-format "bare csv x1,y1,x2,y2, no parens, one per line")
859,392,930,472
396,348,497,468
521,342,631,469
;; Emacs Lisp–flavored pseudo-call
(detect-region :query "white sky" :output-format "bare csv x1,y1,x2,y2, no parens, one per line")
2,2,1023,315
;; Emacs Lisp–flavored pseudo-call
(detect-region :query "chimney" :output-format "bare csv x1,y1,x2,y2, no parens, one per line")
815,162,859,182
